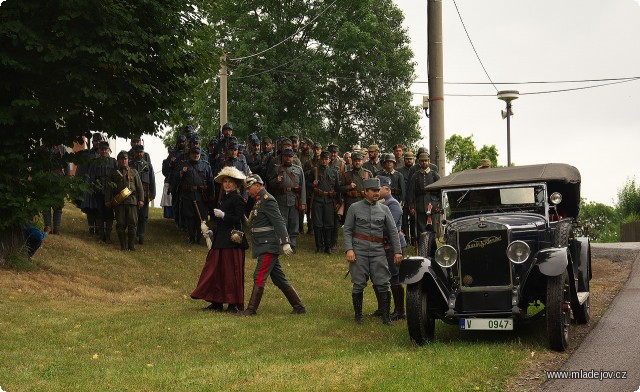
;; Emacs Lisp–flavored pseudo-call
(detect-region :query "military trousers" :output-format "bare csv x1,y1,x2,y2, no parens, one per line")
115,204,138,234
312,201,335,229
137,200,149,238
386,249,400,286
252,253,291,290
349,251,391,294
278,203,300,248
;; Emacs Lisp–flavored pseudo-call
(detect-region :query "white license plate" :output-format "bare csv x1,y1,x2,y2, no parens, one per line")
460,318,513,330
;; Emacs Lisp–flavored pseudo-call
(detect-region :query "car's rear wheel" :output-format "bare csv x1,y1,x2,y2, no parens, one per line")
546,270,570,351
406,282,434,345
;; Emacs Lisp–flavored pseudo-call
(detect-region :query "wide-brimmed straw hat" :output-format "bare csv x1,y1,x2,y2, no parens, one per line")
214,166,246,183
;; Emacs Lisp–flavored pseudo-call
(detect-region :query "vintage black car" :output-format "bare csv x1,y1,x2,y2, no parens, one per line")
400,163,591,351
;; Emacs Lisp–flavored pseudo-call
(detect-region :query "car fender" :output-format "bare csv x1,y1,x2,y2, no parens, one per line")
536,247,569,277
399,256,449,300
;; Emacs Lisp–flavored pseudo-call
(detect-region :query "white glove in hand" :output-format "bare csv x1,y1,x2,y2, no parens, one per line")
206,230,214,238
283,243,294,256
213,208,225,219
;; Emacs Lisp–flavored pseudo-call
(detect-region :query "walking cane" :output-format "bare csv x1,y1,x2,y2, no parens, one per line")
193,200,212,249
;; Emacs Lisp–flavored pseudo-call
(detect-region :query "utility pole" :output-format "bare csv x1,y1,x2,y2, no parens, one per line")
428,0,446,176
219,53,228,128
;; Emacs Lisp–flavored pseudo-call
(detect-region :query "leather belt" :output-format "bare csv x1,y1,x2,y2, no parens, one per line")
181,185,207,191
346,190,365,197
314,189,336,197
354,233,385,243
278,187,301,194
252,226,274,233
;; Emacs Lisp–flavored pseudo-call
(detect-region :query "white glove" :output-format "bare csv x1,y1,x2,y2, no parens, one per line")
200,222,209,236
206,230,214,238
283,243,294,256
213,208,225,219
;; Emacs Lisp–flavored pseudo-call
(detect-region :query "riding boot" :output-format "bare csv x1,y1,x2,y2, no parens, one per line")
104,226,113,244
323,229,332,254
314,228,324,253
390,284,406,321
127,231,136,251
117,230,127,250
281,286,306,314
368,286,383,317
237,285,264,316
379,290,392,325
352,292,363,324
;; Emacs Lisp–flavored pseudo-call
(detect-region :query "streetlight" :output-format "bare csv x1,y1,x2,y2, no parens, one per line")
497,90,519,167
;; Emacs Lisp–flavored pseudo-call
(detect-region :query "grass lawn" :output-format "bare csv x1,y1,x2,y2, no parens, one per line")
1,204,571,391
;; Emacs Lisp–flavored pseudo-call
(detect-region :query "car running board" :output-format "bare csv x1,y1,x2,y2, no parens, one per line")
577,291,590,305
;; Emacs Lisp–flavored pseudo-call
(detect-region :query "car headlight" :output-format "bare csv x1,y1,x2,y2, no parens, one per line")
435,245,457,268
507,241,530,264
549,192,562,205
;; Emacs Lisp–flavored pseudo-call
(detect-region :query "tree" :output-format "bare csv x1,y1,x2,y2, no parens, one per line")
577,200,620,242
0,0,203,260
444,134,498,172
616,178,640,219
173,0,421,151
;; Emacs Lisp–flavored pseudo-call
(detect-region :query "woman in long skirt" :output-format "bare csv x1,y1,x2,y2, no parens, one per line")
191,166,248,312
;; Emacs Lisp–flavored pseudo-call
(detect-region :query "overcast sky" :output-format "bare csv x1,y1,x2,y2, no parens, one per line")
394,0,640,205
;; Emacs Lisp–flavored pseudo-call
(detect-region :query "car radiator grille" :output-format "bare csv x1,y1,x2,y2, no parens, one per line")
458,229,511,287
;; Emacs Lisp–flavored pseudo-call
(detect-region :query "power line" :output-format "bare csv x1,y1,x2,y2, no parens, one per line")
451,0,497,92
412,76,640,85
228,0,338,62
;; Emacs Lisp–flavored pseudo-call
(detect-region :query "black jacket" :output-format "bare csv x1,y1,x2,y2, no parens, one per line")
212,190,248,249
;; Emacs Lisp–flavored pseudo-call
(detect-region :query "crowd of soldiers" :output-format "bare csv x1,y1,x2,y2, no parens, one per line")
76,123,442,257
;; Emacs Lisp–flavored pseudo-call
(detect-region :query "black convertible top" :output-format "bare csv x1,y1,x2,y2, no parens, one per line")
426,163,581,191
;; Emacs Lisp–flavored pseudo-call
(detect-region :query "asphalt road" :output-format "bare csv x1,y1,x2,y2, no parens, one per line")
539,243,640,392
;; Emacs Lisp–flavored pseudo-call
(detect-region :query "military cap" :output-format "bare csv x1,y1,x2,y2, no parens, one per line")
382,153,396,163
417,146,428,155
237,143,246,153
184,125,195,133
418,152,430,161
313,142,322,149
282,148,295,157
249,133,260,146
328,144,339,152
117,150,128,160
131,135,142,141
363,177,381,190
320,151,330,159
133,144,144,152
190,135,201,144
403,151,415,159
262,137,273,144
98,141,110,149
351,151,364,160
245,174,264,187
393,144,404,150
368,144,380,152
280,138,293,146
289,135,299,141
221,123,234,131
190,146,201,154
177,135,187,143
377,175,392,188
93,133,103,141
302,137,314,145
227,141,239,150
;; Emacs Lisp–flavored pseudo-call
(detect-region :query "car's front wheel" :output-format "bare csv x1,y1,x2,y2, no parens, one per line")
546,270,570,351
406,281,435,345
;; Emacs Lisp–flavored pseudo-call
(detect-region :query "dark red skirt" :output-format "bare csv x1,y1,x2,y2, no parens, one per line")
191,247,245,309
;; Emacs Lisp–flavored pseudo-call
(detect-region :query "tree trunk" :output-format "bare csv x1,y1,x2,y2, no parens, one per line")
0,225,24,265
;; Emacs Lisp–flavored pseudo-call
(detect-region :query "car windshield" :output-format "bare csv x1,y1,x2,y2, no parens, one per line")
443,184,546,220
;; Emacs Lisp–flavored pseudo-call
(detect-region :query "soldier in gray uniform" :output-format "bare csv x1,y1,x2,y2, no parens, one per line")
130,144,156,244
406,152,441,237
268,148,306,251
307,151,341,254
399,151,416,246
343,177,402,325
105,151,144,250
363,144,383,176
238,174,306,316
88,141,117,243
379,153,405,204
178,146,215,244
